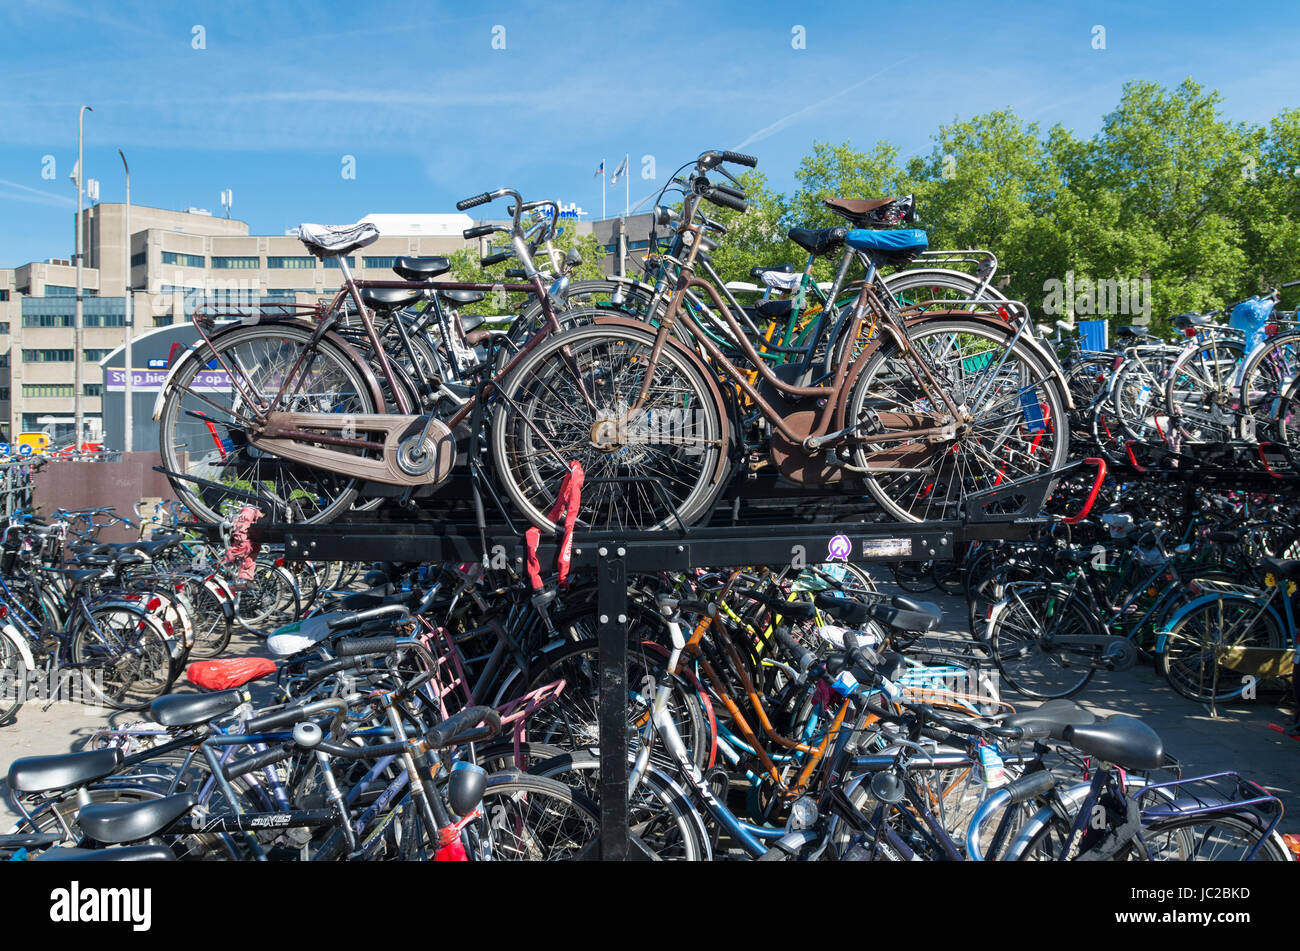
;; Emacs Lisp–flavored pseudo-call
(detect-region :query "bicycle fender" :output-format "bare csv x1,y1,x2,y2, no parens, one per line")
202,578,236,622
1153,593,1282,655
1,623,36,679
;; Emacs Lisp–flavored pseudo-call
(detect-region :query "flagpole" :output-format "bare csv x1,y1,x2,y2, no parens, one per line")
601,157,606,220
624,153,630,217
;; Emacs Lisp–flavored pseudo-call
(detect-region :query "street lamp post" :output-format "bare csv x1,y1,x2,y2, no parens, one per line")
73,105,92,450
119,150,133,454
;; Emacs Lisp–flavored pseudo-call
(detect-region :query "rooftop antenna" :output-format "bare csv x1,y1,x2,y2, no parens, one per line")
220,188,233,218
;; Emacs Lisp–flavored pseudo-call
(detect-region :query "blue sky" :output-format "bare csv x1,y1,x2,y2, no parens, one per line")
1,0,1297,268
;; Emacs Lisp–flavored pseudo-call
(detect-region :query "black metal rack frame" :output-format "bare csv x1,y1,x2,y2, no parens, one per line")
251,513,1043,860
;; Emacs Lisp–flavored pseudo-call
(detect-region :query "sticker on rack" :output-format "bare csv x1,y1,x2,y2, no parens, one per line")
1019,389,1046,433
826,534,852,562
860,537,912,558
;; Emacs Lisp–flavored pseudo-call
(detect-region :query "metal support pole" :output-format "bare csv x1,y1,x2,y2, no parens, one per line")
119,150,133,453
596,542,628,860
73,105,92,449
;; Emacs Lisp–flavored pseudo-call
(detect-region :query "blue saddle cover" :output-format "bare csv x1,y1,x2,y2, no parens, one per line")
845,229,929,254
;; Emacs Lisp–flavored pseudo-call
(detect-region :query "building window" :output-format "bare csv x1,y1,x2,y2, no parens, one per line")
22,315,73,327
130,251,147,267
267,256,316,269
323,257,355,269
83,348,113,362
0,290,8,301
0,388,8,401
363,257,396,269
22,349,75,362
0,354,7,368
154,316,174,327
211,256,260,269
0,323,8,335
44,285,76,296
84,384,103,397
85,314,126,327
22,384,75,399
162,251,206,268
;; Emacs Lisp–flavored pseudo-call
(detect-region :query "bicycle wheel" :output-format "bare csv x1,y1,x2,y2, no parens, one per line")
1239,331,1300,443
235,562,301,632
1157,596,1287,703
1135,812,1292,861
1164,337,1246,444
185,581,233,659
492,321,728,532
465,773,601,860
70,607,175,710
529,749,709,860
987,585,1099,699
512,637,709,771
1110,349,1179,444
849,319,1070,523
158,323,377,525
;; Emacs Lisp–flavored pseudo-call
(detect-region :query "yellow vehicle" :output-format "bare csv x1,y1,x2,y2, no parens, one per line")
15,432,52,456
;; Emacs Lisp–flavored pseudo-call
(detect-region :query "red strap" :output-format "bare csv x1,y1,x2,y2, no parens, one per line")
524,527,543,590
545,462,584,588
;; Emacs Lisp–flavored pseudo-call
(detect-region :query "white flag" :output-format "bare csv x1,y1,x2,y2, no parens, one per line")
609,154,628,185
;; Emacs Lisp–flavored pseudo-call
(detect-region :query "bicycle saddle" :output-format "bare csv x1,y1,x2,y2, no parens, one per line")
440,288,486,306
392,255,451,281
868,597,941,633
1116,325,1149,338
149,689,245,728
823,196,896,222
1172,312,1217,329
1260,556,1300,582
787,226,847,257
749,263,793,280
33,845,176,862
79,793,197,845
1062,715,1165,770
1002,698,1095,741
7,748,123,793
845,229,929,265
360,286,423,312
293,222,380,258
755,298,795,320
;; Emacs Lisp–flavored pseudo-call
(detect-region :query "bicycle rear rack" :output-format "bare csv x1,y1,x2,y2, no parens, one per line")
1130,771,1284,859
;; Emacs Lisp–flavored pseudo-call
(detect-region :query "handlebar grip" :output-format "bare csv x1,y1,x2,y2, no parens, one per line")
326,603,409,631
720,151,758,168
480,251,512,267
463,225,498,239
712,182,747,201
457,193,493,211
1004,769,1056,804
503,268,527,279
223,743,294,780
706,190,748,213
243,706,309,734
774,627,815,672
426,705,503,749
335,635,397,657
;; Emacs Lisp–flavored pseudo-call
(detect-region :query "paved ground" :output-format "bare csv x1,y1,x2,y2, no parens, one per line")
2,587,1297,830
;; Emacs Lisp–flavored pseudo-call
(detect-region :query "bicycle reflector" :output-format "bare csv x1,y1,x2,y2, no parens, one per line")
145,596,163,613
